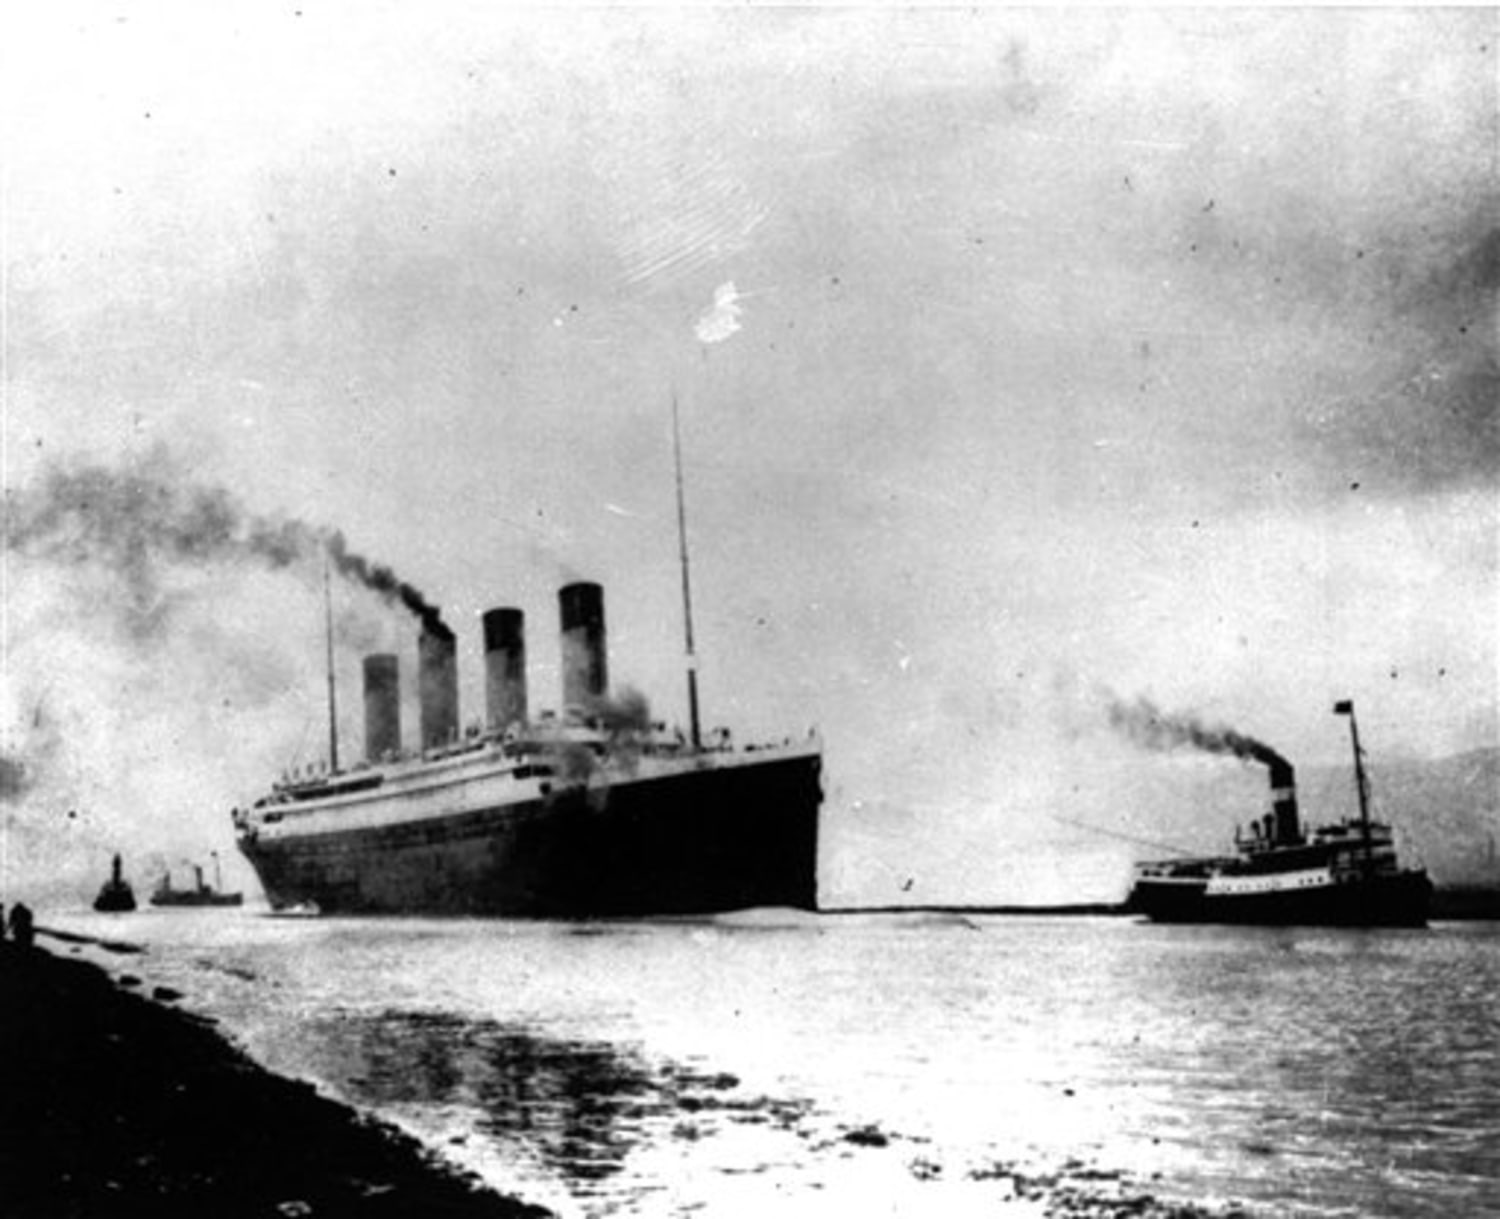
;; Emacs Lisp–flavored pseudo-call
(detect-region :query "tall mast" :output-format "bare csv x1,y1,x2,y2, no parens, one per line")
1335,700,1372,875
673,392,702,750
323,555,340,773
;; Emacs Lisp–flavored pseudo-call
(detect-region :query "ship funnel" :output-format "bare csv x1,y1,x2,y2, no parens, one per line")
559,582,608,711
482,607,527,730
418,626,459,749
1267,755,1301,846
362,653,401,761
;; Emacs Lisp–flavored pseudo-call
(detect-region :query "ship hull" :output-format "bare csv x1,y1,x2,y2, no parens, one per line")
92,886,137,914
150,894,244,908
238,751,821,916
1127,869,1432,928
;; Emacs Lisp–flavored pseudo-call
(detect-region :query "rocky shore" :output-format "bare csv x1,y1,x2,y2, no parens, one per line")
0,941,552,1219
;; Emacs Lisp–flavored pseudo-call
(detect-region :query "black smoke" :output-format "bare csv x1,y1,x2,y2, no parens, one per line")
5,447,448,638
589,686,652,739
553,687,655,784
1,699,63,808
324,530,450,641
0,751,29,803
1106,692,1291,779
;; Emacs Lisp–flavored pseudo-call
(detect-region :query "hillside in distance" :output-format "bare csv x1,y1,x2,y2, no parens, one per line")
1360,747,1500,889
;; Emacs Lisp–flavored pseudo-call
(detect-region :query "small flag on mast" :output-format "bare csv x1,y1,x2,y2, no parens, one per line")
1333,700,1354,715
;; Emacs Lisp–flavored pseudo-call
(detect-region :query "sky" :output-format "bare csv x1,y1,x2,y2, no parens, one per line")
2,5,1496,906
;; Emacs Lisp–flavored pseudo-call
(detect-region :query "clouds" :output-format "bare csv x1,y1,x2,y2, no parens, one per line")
11,9,1492,517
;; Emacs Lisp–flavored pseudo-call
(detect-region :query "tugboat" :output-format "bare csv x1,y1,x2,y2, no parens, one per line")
1127,701,1432,926
150,853,243,908
92,853,137,913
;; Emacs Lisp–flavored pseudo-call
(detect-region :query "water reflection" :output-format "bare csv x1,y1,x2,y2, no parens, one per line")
51,912,1500,1217
293,1006,1234,1218
303,1008,812,1190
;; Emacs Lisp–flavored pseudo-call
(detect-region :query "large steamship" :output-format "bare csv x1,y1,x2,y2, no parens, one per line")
232,581,822,915
233,402,822,916
1126,701,1431,927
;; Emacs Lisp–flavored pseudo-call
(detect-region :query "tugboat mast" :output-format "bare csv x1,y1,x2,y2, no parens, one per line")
673,392,703,751
1335,699,1373,876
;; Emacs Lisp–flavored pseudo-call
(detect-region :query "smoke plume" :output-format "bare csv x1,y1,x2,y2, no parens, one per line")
1,697,64,808
5,448,448,638
589,686,653,739
0,752,30,803
324,530,450,640
1106,692,1289,773
552,687,655,784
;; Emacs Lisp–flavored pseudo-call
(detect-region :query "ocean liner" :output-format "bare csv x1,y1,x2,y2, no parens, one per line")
232,409,822,916
1126,701,1431,926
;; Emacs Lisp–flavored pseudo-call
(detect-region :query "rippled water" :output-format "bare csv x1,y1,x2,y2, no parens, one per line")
45,909,1500,1218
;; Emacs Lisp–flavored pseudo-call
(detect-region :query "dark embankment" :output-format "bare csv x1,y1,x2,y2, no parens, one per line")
0,943,552,1219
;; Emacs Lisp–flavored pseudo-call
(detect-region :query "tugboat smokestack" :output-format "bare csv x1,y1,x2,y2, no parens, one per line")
418,626,459,749
1266,754,1301,846
559,582,607,711
482,608,527,730
362,654,401,761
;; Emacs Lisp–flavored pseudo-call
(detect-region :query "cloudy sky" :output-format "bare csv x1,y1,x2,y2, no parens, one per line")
3,5,1496,904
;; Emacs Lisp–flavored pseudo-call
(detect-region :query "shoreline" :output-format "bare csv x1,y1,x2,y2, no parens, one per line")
0,941,552,1219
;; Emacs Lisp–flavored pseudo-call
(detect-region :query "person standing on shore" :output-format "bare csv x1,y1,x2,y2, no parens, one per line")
8,903,33,950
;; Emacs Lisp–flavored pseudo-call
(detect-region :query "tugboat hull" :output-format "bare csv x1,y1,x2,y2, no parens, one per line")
1128,869,1432,927
93,854,137,913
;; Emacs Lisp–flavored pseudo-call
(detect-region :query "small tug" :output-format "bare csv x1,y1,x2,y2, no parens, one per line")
92,853,138,913
1127,701,1431,927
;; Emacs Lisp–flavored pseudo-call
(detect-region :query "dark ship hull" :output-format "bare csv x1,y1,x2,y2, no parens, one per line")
240,746,821,916
92,884,137,914
1128,867,1431,927
93,854,137,913
151,861,243,908
150,890,244,908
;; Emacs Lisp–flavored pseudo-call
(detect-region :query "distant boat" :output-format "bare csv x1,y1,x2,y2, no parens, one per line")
150,854,243,908
93,853,138,913
1126,701,1431,927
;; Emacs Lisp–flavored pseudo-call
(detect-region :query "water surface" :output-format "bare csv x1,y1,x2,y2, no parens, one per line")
47,909,1500,1218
